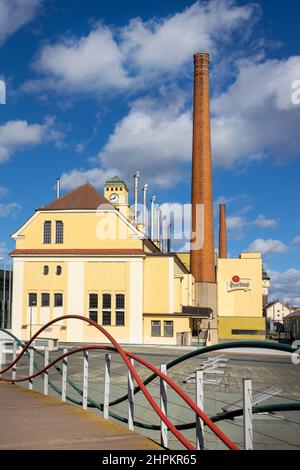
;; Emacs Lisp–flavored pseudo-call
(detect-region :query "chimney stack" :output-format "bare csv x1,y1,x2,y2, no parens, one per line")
219,204,227,258
190,52,215,283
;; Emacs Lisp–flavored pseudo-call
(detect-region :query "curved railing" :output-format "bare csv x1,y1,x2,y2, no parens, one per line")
1,323,299,441
0,315,240,451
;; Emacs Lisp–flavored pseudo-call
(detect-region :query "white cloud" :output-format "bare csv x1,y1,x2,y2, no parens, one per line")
60,167,116,192
254,214,277,229
211,55,300,167
0,186,8,197
61,93,192,189
0,0,41,45
247,238,289,254
120,0,255,74
28,25,132,94
0,117,64,163
269,269,300,307
25,0,255,95
0,241,8,260
0,202,22,218
293,236,300,244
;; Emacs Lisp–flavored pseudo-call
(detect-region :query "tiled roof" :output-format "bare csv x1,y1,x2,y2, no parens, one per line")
37,183,113,211
11,249,145,256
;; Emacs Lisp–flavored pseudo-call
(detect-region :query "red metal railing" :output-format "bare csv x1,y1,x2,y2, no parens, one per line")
0,315,240,450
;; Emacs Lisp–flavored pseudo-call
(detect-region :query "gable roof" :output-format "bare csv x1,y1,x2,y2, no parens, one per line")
37,183,113,211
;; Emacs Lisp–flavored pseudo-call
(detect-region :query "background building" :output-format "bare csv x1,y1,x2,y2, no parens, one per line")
265,300,297,330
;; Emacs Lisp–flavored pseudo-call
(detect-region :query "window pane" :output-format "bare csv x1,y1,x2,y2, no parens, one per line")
164,321,173,337
41,293,50,307
102,311,111,325
116,294,125,309
55,220,64,244
89,311,98,323
54,293,63,307
43,221,51,244
116,311,125,326
56,265,62,275
28,293,37,307
102,294,111,309
89,294,98,309
151,320,161,337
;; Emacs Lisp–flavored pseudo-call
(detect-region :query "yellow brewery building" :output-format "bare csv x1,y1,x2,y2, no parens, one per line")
10,52,267,345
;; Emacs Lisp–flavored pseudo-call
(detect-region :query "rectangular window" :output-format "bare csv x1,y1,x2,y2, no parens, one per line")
102,311,111,326
231,329,265,335
102,293,111,325
55,220,64,244
89,311,98,323
54,293,63,307
151,320,161,337
43,221,51,244
116,294,125,309
28,293,37,307
116,311,125,326
164,321,174,337
89,294,98,309
41,293,50,307
115,293,125,326
102,293,111,309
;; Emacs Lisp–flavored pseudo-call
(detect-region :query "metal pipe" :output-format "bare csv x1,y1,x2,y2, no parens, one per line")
150,196,156,240
157,206,161,245
56,178,60,199
134,171,140,224
142,184,148,232
2,265,6,329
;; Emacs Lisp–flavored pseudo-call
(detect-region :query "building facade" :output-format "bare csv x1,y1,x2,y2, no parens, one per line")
11,182,196,345
265,300,297,329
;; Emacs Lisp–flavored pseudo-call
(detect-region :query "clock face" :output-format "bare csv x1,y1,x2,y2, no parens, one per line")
109,193,119,203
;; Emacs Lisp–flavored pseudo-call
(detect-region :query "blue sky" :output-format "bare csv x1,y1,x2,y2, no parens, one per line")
0,0,300,303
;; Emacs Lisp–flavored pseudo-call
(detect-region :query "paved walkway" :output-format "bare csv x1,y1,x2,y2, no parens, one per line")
0,382,161,450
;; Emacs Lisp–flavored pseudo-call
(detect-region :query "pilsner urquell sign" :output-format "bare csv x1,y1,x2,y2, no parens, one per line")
227,275,251,292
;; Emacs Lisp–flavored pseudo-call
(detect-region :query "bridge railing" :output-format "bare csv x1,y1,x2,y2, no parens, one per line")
1,316,299,450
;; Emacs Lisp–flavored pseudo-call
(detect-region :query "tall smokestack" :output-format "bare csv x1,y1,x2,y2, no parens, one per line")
190,52,215,283
219,204,227,258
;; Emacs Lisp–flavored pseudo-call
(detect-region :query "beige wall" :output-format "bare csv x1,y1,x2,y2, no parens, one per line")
217,253,263,318
14,211,143,250
143,316,191,345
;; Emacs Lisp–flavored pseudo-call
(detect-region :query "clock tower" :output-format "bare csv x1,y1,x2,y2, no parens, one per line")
104,176,134,221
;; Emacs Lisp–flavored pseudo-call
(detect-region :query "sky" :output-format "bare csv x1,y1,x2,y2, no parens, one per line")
0,0,300,304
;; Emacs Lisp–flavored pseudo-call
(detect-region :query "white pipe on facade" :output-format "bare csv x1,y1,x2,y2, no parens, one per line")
142,184,148,232
56,178,61,199
150,196,156,240
157,206,161,245
134,171,140,224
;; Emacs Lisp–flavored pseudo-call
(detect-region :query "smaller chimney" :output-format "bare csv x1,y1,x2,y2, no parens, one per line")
150,196,156,241
142,184,148,232
56,178,60,199
133,171,140,224
219,204,227,258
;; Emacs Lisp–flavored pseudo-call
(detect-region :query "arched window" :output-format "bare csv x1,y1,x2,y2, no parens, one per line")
55,220,63,244
43,221,51,244
43,265,49,275
56,265,62,276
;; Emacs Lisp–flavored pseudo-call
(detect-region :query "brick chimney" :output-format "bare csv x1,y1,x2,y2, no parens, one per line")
190,52,215,283
219,204,227,258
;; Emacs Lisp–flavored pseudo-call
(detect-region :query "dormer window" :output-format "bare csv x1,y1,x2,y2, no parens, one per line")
55,221,63,244
43,221,51,244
